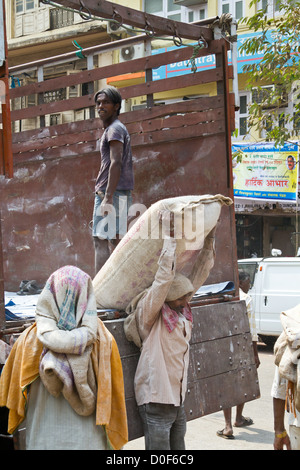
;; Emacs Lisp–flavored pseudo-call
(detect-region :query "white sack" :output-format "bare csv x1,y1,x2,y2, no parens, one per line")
93,194,232,309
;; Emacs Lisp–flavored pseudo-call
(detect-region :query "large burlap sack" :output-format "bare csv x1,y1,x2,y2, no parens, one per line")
93,194,232,309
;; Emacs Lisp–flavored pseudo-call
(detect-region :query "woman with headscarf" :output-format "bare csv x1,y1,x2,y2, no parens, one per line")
0,266,128,450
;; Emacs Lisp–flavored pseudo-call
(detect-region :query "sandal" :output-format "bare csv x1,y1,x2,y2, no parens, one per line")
233,417,254,427
217,429,235,439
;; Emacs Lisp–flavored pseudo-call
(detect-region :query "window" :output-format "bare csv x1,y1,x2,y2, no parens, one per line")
15,0,37,15
259,0,282,16
144,0,207,23
14,0,50,37
233,93,250,139
239,95,248,136
219,0,243,20
294,111,300,131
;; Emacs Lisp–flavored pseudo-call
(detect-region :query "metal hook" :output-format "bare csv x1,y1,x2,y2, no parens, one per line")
198,36,208,48
78,0,92,20
112,9,123,28
173,25,182,47
173,35,183,47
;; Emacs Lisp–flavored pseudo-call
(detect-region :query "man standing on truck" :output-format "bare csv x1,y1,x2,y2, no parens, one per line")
124,211,216,450
92,86,134,274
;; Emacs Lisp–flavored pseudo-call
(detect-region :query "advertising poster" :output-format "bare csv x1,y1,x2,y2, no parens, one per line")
232,142,299,202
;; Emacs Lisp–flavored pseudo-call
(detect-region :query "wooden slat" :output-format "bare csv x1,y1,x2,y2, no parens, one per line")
12,127,102,154
12,95,227,147
11,141,99,165
127,108,225,135
12,122,226,162
9,40,226,100
12,108,224,154
120,66,231,100
131,120,226,147
10,95,94,122
53,0,213,42
11,97,235,159
123,94,226,124
9,65,231,123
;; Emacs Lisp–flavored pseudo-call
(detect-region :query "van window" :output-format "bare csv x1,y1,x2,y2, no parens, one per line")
238,262,258,288
263,264,300,292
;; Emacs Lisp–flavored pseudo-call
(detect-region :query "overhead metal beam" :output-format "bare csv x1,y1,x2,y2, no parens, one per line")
50,0,213,42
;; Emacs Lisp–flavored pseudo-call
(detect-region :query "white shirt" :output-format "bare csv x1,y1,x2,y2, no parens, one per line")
134,238,192,406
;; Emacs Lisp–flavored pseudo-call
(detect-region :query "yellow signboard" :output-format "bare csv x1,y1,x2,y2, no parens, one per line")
233,143,298,202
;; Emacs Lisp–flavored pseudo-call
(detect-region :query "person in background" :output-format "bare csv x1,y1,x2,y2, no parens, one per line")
272,301,300,450
0,265,128,450
92,86,134,274
217,270,260,439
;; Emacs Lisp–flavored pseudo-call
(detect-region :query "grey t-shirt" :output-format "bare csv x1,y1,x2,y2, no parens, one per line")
95,119,134,192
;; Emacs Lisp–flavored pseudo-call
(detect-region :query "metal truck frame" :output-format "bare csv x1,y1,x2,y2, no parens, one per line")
0,0,259,442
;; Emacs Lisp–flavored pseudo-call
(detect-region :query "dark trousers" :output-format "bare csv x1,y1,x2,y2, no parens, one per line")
138,403,186,450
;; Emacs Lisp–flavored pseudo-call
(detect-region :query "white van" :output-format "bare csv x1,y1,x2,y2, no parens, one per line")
238,256,300,345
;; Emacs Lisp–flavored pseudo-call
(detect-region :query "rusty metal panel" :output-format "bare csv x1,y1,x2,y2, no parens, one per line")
1,131,237,289
1,33,237,291
104,301,260,441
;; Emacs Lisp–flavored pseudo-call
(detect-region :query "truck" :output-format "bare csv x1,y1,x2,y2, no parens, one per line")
238,256,300,345
0,0,260,445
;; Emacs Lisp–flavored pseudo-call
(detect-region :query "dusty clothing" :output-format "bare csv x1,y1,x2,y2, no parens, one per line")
25,378,109,450
124,231,216,450
138,402,186,450
0,266,128,450
36,266,98,417
239,288,258,342
95,119,134,193
92,189,132,239
274,304,300,412
271,366,300,450
127,236,214,407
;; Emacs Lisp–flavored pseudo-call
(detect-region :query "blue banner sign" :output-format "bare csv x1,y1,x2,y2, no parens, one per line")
152,30,278,80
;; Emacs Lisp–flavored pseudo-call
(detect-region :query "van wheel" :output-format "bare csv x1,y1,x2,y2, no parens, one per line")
259,335,276,348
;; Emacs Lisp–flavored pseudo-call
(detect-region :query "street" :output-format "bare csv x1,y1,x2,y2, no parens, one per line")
124,342,276,451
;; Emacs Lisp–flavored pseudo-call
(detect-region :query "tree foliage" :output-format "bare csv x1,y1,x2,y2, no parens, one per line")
239,0,300,147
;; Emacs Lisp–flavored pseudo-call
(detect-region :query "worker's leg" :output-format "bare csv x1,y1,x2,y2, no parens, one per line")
138,403,179,450
92,190,132,274
93,237,110,274
170,404,186,450
219,408,234,437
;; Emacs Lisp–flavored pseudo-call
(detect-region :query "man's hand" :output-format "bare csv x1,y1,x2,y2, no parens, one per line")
99,193,114,217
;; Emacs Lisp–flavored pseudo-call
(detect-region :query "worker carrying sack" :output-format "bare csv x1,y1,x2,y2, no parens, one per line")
92,194,232,310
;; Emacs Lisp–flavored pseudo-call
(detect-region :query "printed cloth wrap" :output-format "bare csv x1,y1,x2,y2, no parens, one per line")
36,266,98,416
0,265,128,449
